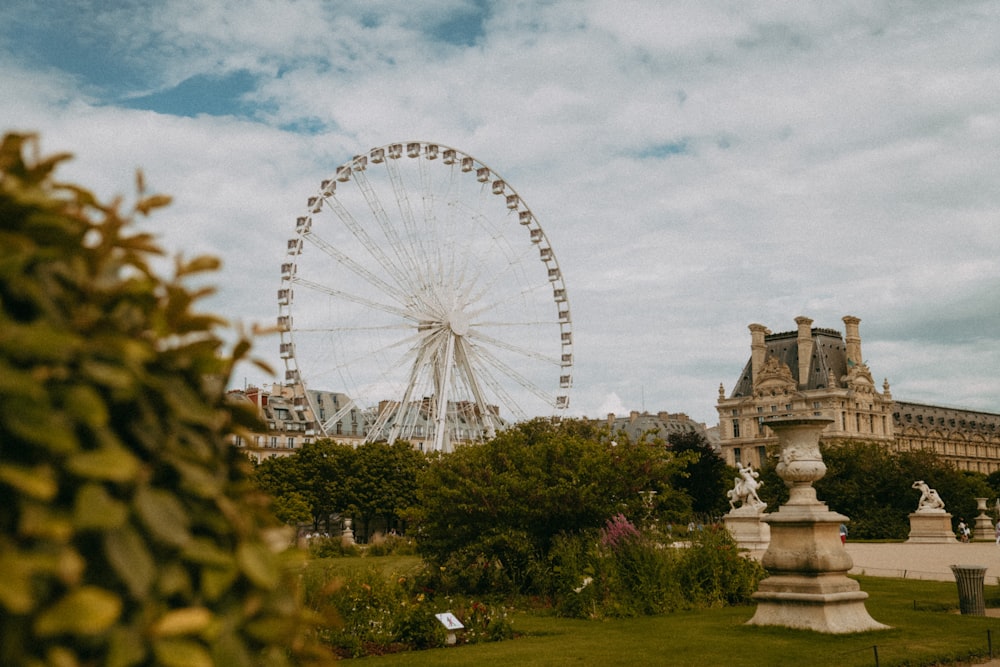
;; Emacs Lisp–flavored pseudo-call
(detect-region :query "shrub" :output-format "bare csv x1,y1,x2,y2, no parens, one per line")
674,525,766,606
307,536,361,558
365,533,418,557
0,133,331,665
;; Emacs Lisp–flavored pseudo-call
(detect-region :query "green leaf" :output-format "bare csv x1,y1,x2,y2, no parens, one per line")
74,483,128,530
151,606,214,637
152,638,213,667
66,444,140,482
106,626,148,667
0,551,41,613
34,586,122,636
200,565,239,602
181,537,235,568
134,486,191,547
0,462,57,500
104,524,156,598
62,383,109,429
236,542,280,590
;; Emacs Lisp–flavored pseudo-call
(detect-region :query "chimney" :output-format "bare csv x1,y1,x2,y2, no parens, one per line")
843,315,862,369
795,316,814,387
749,323,768,384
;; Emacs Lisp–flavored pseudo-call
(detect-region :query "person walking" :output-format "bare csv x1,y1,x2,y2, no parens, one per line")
839,523,848,544
994,522,1000,547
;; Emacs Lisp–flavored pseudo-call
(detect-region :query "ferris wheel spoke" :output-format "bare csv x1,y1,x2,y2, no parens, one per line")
352,167,424,287
461,354,531,423
291,276,415,321
471,343,558,409
300,229,410,305
466,329,562,366
294,323,412,334
322,190,414,292
385,156,436,295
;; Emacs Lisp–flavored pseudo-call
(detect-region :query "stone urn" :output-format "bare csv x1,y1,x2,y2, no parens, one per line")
747,416,888,633
773,417,828,506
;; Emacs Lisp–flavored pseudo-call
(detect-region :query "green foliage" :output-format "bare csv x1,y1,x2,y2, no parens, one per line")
301,564,512,658
411,418,688,595
548,524,765,619
254,439,427,539
0,133,331,665
667,431,731,517
307,536,361,558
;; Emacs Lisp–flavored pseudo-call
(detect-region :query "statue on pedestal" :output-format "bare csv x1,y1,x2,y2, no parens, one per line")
727,462,766,512
912,480,946,513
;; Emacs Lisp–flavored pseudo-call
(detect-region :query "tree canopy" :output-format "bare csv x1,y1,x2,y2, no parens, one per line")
408,418,689,592
254,439,427,540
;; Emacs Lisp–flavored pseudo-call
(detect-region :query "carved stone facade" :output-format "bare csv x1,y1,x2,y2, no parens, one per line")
717,316,1000,473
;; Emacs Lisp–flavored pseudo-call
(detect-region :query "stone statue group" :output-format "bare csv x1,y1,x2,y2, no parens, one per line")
727,462,766,511
726,467,947,516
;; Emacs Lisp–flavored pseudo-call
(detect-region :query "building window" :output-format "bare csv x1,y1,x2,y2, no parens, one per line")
757,446,767,465
269,436,278,448
733,448,742,465
732,419,740,438
287,437,295,449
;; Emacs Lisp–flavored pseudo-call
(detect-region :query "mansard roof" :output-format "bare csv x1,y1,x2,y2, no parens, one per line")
893,401,1000,434
730,327,849,398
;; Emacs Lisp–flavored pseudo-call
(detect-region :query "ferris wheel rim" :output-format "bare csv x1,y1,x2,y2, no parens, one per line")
277,141,573,450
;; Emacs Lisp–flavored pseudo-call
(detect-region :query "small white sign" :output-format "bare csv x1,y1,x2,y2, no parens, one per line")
435,612,464,630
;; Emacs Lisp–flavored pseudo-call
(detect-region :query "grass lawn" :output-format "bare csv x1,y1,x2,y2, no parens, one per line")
339,574,1000,667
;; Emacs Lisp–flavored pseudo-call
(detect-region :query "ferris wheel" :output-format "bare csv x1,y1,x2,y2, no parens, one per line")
278,142,572,452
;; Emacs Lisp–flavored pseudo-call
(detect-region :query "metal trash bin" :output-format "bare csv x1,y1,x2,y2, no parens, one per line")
950,564,988,616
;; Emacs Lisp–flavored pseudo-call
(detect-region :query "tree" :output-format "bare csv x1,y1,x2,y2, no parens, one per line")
254,439,428,541
255,440,358,533
350,440,427,540
411,418,687,593
0,133,331,665
667,431,730,518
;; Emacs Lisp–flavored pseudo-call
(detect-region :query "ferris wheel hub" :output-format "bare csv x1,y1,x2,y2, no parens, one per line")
448,309,471,337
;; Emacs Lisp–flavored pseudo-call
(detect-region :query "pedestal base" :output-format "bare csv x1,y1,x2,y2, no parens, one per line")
724,511,770,550
748,574,889,633
972,513,994,542
748,502,888,633
906,512,954,544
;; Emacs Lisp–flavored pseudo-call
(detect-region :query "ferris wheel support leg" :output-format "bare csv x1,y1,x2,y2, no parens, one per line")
433,334,456,452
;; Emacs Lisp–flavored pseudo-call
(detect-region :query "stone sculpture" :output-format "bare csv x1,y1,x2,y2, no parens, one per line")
727,462,766,511
912,480,946,513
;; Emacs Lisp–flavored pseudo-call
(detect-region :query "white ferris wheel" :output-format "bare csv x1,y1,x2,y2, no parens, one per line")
278,141,572,452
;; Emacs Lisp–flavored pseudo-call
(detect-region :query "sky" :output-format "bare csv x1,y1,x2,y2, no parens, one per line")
2,1,999,426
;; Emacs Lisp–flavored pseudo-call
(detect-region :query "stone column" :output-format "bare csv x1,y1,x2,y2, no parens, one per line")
747,416,888,633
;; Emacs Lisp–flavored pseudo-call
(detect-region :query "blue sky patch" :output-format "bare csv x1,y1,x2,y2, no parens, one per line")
429,0,490,46
636,140,689,159
120,69,260,118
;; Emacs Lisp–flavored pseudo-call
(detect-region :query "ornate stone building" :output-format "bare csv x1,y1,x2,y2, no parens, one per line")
717,315,1000,473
